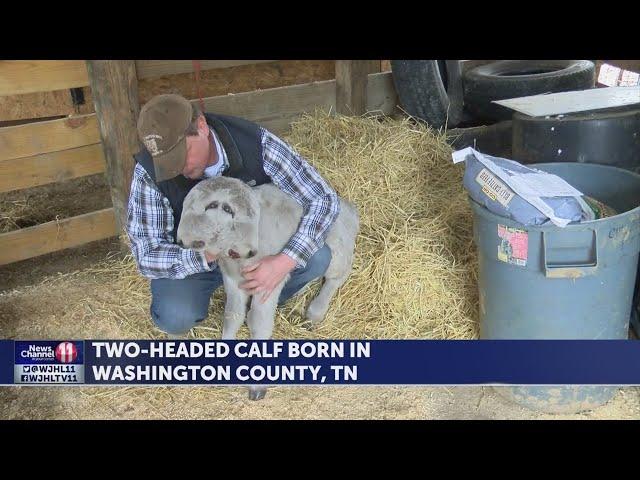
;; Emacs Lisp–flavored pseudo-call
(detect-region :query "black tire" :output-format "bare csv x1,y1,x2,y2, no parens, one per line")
512,106,640,173
390,60,464,128
446,120,513,158
463,60,596,122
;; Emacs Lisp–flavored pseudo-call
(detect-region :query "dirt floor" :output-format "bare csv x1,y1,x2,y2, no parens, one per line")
2,235,639,420
3,384,640,420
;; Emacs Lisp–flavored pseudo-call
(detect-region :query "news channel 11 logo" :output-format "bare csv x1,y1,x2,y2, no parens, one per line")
14,341,84,384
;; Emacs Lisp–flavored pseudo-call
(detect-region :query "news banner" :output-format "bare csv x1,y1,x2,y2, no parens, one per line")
1,340,640,386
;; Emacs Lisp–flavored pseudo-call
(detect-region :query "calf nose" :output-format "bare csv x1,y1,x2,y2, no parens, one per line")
247,250,256,258
191,240,205,249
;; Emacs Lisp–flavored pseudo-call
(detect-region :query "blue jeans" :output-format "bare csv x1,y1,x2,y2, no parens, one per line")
150,245,331,335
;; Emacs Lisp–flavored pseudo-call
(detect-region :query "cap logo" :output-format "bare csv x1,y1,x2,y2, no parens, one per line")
143,134,164,156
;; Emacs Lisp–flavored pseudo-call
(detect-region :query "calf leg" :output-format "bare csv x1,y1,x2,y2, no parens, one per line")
221,279,250,340
306,249,354,326
305,275,350,326
245,285,283,400
246,294,279,339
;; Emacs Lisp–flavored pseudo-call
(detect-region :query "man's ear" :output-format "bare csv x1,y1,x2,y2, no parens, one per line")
197,115,209,136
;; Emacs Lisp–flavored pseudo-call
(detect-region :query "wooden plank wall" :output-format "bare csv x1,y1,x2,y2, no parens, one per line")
0,60,398,265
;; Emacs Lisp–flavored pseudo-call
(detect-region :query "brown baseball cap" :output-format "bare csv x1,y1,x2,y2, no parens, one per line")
137,94,194,182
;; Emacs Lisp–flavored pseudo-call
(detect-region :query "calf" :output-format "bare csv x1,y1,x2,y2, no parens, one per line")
177,176,359,399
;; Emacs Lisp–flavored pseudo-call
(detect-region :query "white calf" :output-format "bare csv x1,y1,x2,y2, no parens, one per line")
177,177,359,399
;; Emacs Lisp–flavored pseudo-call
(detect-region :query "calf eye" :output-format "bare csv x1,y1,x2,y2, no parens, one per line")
205,201,219,211
222,203,234,217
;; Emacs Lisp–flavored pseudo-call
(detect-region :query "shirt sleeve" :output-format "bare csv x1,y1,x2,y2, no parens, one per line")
126,163,215,279
260,127,340,269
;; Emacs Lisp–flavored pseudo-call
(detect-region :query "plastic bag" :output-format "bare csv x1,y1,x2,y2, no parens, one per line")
452,147,593,227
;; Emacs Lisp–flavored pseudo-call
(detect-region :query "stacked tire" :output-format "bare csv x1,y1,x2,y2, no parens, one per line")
390,60,596,127
390,60,464,129
511,106,640,170
462,60,596,122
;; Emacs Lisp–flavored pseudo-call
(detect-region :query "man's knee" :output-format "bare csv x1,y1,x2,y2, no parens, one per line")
306,244,332,278
150,296,208,335
149,271,223,335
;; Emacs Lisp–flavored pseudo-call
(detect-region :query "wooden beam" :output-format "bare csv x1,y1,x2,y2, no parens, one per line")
0,143,106,193
0,114,100,161
0,72,391,161
199,79,336,134
86,61,140,238
364,60,382,74
135,60,277,79
0,60,89,96
0,208,117,265
196,71,398,134
335,61,371,115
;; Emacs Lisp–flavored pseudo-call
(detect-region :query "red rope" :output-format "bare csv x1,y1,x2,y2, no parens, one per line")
192,60,205,112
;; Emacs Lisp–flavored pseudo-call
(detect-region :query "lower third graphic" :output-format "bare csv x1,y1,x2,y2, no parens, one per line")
14,341,84,384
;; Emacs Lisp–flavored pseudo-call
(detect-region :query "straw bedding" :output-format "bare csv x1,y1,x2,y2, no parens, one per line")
2,110,479,342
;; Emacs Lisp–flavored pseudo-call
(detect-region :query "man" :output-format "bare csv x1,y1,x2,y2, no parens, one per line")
127,94,340,336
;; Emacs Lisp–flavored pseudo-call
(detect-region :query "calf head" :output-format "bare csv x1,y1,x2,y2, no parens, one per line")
177,176,260,260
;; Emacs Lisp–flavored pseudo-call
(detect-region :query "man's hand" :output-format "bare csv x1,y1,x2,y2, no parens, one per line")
240,253,297,303
205,251,218,263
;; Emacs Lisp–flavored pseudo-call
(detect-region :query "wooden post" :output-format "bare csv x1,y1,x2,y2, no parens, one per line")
335,60,374,115
86,60,140,241
364,60,382,75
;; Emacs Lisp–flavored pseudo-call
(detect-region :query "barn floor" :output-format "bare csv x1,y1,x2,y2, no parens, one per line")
2,112,640,420
3,385,640,420
2,239,639,420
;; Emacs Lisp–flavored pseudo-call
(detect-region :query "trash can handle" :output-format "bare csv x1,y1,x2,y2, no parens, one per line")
542,229,599,279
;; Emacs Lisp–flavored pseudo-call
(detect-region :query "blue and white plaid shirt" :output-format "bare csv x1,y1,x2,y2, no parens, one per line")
126,126,340,280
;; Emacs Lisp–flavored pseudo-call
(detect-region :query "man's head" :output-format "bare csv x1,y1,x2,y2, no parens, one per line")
137,94,214,182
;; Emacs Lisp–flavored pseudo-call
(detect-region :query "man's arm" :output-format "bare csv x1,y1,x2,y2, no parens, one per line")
126,163,214,280
260,128,341,269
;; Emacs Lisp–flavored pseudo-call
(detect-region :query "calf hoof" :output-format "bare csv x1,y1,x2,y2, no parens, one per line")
302,318,321,331
248,386,267,401
305,301,328,327
304,312,326,329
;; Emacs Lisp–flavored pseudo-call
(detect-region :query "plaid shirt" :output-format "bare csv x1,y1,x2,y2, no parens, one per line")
126,127,340,280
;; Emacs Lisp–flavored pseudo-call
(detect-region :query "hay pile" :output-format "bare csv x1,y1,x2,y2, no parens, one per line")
1,111,479,341
280,111,479,339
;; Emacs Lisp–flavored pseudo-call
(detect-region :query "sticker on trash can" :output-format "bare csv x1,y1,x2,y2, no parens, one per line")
497,224,528,266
